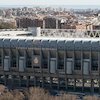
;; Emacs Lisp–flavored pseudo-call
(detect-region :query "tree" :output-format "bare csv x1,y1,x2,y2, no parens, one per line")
0,22,16,29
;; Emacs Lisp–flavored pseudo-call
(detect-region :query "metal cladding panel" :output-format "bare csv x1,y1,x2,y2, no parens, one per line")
3,39,10,48
82,41,91,51
49,40,57,49
26,39,33,48
74,40,82,50
57,40,65,50
33,40,41,48
41,40,49,48
0,38,3,47
10,39,18,48
66,58,73,74
4,56,10,71
19,57,25,72
18,39,26,48
50,58,56,73
83,59,90,75
65,40,74,50
91,41,99,51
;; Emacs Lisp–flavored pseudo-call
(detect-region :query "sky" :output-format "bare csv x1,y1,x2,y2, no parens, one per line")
0,0,100,6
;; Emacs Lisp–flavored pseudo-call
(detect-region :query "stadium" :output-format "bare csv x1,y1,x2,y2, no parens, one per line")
0,27,100,93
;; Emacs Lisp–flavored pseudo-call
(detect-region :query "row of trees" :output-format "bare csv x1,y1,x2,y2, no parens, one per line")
0,85,99,100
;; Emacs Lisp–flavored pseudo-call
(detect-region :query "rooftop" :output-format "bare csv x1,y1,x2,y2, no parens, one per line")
0,28,100,40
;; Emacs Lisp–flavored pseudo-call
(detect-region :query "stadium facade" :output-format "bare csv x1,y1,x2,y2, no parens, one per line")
0,27,100,93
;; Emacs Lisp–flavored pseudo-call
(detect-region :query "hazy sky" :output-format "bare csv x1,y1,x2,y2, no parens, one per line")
0,0,100,5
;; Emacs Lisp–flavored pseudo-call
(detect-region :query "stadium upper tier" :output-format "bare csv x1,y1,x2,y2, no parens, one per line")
0,27,100,50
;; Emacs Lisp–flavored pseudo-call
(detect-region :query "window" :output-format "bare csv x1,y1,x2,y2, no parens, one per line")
26,59,32,68
74,60,81,70
91,60,98,71
58,60,64,70
42,60,48,69
11,58,16,67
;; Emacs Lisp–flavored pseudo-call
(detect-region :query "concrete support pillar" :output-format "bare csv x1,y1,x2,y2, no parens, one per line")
90,49,92,77
65,77,68,90
40,48,42,73
34,76,36,86
1,48,3,69
56,19,58,29
24,49,26,71
32,49,34,72
9,49,11,69
73,51,75,74
42,77,44,88
19,77,21,87
57,78,60,90
26,76,29,87
43,20,45,29
4,75,7,86
12,78,14,88
64,50,66,74
91,79,94,93
56,49,58,72
16,49,19,70
99,79,100,94
98,52,100,94
74,79,76,91
81,49,83,92
82,79,84,92
50,77,52,89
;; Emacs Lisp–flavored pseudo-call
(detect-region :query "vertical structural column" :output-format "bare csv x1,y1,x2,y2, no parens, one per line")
56,19,58,29
2,47,4,70
90,45,92,93
48,50,50,74
16,48,19,71
73,50,76,91
32,48,35,86
50,77,52,89
19,76,21,87
56,49,59,90
1,48,3,69
40,48,44,88
74,79,76,91
32,48,34,72
4,75,7,86
64,50,67,90
81,45,84,92
9,48,11,70
98,50,100,93
34,76,36,86
26,76,29,87
91,79,94,93
43,20,45,29
24,49,26,71
48,50,51,89
57,77,60,90
56,49,58,73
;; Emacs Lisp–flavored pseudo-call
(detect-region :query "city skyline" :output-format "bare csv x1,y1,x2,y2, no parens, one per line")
0,0,100,6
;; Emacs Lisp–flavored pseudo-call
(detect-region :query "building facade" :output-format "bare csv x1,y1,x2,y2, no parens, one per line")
0,28,100,93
